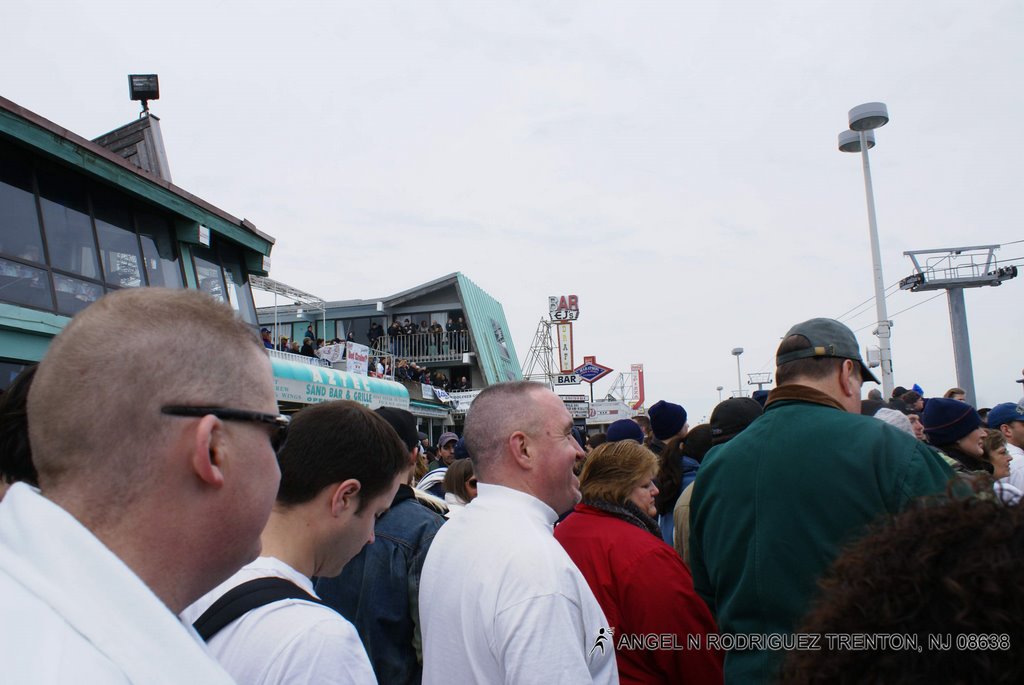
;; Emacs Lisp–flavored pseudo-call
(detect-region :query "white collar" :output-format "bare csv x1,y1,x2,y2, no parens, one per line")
241,556,315,594
475,483,558,526
0,483,233,683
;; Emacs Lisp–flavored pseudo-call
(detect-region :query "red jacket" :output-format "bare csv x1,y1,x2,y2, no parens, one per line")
554,503,723,685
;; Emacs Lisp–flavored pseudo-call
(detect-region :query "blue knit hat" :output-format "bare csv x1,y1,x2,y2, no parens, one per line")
921,397,982,446
606,419,645,443
649,400,688,441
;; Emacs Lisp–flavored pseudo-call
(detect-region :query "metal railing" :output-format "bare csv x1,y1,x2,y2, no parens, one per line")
268,348,332,367
269,332,470,381
374,331,471,364
269,347,403,381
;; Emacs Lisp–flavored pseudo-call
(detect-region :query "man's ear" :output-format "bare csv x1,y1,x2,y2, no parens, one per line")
329,479,362,516
190,415,225,488
1000,423,1014,441
509,430,532,470
838,360,859,397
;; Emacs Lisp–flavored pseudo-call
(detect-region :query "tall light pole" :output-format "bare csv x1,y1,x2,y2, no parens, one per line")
731,348,744,397
838,102,894,399
716,385,724,402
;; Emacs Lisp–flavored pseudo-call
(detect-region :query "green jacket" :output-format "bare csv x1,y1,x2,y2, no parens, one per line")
688,385,953,684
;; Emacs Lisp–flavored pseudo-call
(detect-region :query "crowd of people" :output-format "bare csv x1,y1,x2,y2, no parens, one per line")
262,324,335,360
1,292,1022,684
260,322,474,391
383,316,469,353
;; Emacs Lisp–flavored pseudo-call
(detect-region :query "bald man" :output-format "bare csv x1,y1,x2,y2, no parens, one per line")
0,288,283,683
419,382,618,684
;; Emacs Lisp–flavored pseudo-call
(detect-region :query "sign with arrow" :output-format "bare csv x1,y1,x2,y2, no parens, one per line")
574,355,613,384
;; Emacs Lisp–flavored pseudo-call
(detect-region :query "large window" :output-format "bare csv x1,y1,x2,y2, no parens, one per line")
37,166,100,281
137,210,183,288
342,317,386,347
93,189,144,289
221,247,257,324
0,256,52,311
53,273,103,316
191,244,257,324
193,246,227,302
0,142,45,268
0,138,267,324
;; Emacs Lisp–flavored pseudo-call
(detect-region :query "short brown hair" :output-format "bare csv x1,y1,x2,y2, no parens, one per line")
28,288,267,501
775,334,846,386
983,428,1006,467
579,441,658,504
443,459,475,502
276,401,407,511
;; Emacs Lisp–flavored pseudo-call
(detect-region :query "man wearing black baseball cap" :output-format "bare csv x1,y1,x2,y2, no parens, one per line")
689,317,953,684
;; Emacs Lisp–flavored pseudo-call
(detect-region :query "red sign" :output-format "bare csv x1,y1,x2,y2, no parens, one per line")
548,295,580,321
574,355,613,384
630,364,645,410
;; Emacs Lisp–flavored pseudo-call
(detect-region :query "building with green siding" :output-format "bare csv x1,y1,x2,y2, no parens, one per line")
0,95,278,388
0,95,410,417
0,95,522,427
257,271,523,436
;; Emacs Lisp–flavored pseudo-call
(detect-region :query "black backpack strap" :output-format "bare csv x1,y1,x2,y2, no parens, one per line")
192,576,325,642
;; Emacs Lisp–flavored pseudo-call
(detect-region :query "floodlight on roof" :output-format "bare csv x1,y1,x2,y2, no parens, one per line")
128,74,159,115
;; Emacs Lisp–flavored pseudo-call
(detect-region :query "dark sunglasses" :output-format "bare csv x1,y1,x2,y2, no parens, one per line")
161,405,290,451
467,478,478,487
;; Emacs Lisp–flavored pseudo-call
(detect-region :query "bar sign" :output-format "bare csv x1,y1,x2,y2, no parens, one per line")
557,322,574,373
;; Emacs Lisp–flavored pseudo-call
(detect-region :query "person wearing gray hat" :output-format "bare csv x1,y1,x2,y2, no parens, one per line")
426,432,459,473
689,317,953,684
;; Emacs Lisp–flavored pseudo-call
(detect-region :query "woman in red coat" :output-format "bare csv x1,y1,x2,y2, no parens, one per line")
554,441,723,685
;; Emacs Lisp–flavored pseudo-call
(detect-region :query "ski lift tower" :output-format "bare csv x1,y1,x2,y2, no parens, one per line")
747,372,773,393
899,244,1018,407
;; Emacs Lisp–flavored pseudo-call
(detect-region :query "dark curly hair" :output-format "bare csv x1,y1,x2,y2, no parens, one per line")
780,478,1024,685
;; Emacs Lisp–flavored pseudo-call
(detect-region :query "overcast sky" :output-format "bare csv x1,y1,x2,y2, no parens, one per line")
4,0,1022,420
